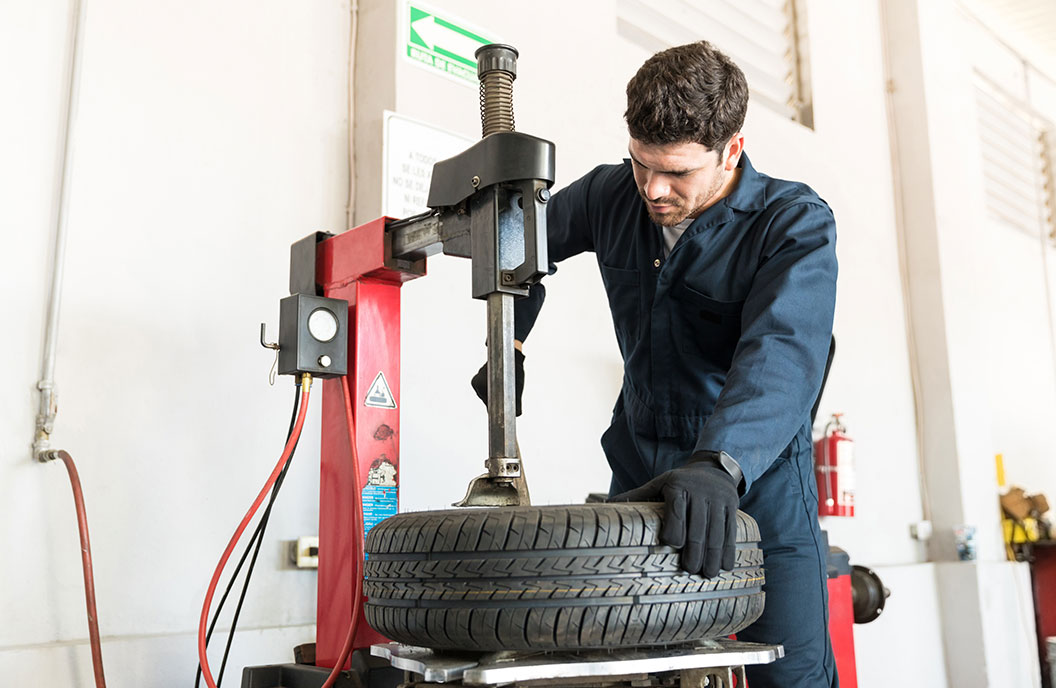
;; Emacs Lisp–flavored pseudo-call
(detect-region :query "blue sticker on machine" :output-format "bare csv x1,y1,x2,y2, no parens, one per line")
362,484,398,538
362,456,398,559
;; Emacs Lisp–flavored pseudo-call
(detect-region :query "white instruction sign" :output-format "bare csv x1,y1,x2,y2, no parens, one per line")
382,111,475,219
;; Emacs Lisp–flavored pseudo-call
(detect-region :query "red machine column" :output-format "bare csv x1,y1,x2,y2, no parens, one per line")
316,219,423,669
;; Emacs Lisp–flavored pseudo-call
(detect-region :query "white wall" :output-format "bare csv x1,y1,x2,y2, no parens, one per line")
4,0,1054,685
956,7,1056,505
1,0,349,685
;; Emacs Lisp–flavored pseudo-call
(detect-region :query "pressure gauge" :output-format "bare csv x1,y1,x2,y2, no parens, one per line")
308,308,339,342
277,294,348,378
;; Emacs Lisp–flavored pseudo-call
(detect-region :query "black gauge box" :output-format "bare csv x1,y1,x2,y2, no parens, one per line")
278,294,349,378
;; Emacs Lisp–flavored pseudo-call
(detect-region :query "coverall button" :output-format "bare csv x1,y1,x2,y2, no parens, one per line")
654,258,661,268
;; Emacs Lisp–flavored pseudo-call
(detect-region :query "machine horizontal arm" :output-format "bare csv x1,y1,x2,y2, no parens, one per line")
387,211,472,262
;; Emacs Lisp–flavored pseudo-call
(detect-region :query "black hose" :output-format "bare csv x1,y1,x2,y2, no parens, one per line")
196,381,303,687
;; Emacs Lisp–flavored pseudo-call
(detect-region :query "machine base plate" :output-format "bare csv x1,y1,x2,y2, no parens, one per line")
370,638,784,686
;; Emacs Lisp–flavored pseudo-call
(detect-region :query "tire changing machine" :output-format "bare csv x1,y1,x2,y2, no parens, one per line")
241,44,781,688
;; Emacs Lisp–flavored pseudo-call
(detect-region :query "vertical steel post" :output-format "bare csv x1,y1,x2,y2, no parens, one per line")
486,292,517,466
477,44,522,481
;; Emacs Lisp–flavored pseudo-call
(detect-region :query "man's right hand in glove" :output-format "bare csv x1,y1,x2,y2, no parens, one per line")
471,346,525,416
610,452,742,578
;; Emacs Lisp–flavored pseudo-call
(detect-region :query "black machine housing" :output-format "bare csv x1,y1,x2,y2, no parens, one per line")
277,293,349,378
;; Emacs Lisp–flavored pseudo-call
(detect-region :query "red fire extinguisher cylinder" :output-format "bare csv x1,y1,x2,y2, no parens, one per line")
815,413,855,517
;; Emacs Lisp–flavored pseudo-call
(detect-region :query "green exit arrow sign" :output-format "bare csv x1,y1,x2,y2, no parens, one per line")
406,3,495,84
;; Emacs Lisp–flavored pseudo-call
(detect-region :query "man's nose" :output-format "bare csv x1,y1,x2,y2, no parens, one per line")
643,174,670,201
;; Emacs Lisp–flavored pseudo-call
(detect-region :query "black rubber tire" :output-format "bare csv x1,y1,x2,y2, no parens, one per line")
363,503,764,651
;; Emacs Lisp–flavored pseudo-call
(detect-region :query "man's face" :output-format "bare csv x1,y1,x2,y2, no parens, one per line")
628,138,733,226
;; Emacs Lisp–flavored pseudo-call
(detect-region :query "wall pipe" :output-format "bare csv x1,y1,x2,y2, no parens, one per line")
34,0,87,459
345,0,359,229
32,3,107,684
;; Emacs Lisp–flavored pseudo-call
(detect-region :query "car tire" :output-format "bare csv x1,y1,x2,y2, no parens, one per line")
363,502,764,651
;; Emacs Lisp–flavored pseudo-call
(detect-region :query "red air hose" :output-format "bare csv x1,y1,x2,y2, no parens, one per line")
48,450,107,688
318,374,365,688
197,378,312,688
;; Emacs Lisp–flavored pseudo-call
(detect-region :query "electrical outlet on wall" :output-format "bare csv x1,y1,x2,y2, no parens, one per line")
289,535,319,568
910,520,933,541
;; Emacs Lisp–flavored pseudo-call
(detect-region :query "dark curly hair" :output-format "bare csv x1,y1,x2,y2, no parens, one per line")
625,41,748,152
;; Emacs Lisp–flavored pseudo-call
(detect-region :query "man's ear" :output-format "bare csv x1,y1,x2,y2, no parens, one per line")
723,134,744,171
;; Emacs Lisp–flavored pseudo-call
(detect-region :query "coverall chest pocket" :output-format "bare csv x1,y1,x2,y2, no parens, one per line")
600,264,640,348
674,283,743,368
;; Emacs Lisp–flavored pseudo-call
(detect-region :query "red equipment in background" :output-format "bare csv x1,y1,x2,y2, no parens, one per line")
315,218,424,669
815,413,854,517
827,546,858,688
826,544,891,688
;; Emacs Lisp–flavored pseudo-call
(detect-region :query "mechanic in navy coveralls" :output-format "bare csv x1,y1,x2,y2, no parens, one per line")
474,41,838,686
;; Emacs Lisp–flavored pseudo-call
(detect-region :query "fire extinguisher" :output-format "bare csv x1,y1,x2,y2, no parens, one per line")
815,413,855,517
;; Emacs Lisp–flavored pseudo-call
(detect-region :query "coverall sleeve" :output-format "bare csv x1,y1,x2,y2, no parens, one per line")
513,169,599,341
693,201,838,491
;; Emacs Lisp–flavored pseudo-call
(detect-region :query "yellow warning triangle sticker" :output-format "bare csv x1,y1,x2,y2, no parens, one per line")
364,371,397,409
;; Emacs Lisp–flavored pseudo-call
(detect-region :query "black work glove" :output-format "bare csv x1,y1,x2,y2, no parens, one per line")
471,349,525,416
610,455,740,578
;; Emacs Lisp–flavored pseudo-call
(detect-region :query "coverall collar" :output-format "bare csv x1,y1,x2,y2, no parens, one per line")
721,152,767,213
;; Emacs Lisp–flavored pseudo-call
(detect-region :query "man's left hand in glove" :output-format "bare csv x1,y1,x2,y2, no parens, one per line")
610,451,743,578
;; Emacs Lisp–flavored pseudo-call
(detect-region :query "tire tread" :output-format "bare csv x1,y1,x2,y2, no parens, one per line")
364,503,764,650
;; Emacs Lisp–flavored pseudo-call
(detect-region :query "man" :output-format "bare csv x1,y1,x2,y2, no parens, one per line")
474,41,838,686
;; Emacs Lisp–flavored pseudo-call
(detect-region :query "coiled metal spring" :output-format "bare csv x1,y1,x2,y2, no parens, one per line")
480,70,515,137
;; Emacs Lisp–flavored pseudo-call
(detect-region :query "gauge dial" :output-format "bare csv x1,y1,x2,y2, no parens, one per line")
307,308,339,342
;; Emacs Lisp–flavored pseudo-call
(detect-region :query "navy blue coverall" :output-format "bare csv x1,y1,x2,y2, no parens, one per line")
514,153,839,687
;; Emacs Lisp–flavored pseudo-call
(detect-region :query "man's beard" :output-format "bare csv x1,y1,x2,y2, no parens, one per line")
645,202,691,227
